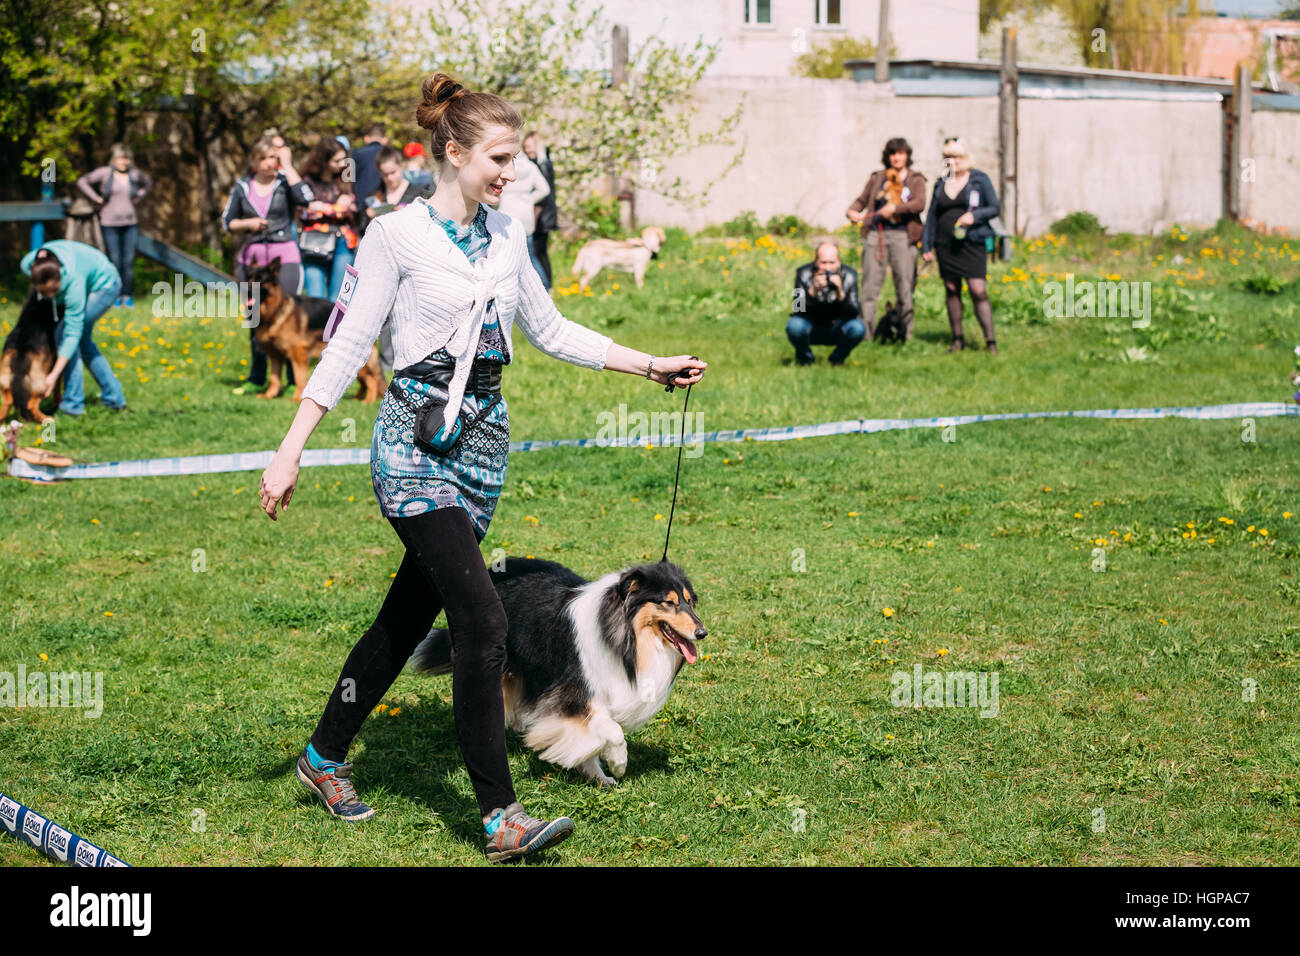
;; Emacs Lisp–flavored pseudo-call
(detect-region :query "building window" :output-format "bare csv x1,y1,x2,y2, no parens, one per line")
815,0,841,25
744,0,772,25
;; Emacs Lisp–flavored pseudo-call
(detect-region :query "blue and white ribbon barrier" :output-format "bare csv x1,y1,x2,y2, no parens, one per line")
0,791,129,866
6,401,1297,482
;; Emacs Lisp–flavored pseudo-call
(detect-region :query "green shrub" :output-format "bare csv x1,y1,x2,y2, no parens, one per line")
765,213,813,238
721,209,763,238
574,193,623,238
1242,271,1285,295
1050,211,1106,236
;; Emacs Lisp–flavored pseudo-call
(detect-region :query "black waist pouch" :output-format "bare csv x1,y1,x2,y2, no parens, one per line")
389,362,501,458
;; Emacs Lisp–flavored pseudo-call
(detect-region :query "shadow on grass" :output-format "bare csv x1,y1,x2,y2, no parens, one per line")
263,692,685,858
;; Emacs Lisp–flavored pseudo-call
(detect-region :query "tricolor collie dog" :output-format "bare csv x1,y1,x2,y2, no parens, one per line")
411,557,706,787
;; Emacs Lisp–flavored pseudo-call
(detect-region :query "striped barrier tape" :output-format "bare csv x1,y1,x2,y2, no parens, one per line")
6,401,1297,483
0,791,129,867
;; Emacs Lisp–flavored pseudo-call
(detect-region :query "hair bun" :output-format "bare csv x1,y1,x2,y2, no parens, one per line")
417,73,466,130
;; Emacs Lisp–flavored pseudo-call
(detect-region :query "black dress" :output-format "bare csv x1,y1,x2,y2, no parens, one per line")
933,179,987,281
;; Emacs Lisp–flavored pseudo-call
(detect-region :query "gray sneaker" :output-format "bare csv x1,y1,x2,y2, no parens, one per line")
296,749,376,821
483,802,574,863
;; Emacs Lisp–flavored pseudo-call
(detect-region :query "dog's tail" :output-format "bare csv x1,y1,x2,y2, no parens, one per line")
409,627,454,675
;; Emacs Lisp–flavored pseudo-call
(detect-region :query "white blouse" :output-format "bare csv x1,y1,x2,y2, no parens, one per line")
299,197,613,434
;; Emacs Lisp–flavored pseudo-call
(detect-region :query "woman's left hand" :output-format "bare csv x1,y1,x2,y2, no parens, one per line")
649,355,707,388
957,212,975,227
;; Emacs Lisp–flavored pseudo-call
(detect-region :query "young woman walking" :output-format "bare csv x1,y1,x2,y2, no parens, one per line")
258,73,706,863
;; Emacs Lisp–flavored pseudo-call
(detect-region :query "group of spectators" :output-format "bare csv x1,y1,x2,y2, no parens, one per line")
787,135,1001,364
20,128,998,419
20,123,561,414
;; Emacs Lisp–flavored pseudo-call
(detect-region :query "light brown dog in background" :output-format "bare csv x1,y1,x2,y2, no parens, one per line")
572,226,667,289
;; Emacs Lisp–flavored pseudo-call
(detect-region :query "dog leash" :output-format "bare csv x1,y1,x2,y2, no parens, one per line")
659,357,698,563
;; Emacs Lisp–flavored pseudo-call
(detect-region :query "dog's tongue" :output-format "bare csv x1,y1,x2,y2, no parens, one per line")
675,635,699,664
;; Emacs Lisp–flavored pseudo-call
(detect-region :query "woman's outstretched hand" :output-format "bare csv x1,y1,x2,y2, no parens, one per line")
649,355,707,389
260,450,300,521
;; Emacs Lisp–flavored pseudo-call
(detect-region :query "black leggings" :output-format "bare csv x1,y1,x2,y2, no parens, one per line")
309,506,515,817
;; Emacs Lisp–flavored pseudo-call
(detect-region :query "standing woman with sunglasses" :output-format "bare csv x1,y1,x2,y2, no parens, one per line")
258,73,706,863
920,137,1000,353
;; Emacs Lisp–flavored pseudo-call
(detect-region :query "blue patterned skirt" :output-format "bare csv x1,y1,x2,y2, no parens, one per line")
370,369,509,542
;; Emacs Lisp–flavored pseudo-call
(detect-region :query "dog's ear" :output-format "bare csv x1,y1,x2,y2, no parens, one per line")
268,256,281,273
617,568,646,601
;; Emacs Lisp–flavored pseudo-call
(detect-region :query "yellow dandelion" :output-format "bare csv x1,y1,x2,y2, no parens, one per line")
91,518,100,525
389,707,401,717
937,648,949,657
39,653,48,662
885,734,895,740
882,607,894,618
325,579,333,587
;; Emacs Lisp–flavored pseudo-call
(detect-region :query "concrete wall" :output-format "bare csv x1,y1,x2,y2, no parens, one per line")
1017,99,1224,235
1249,109,1300,233
635,76,999,233
635,76,1300,236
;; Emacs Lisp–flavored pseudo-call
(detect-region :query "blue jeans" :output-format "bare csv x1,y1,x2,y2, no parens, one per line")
57,275,126,413
786,314,866,364
101,223,138,298
302,235,355,301
525,232,548,289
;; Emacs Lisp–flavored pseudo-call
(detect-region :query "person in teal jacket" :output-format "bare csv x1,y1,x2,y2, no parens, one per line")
20,239,127,415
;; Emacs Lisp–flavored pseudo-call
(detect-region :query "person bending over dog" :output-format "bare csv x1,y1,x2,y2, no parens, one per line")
19,240,127,415
786,240,863,366
258,72,707,864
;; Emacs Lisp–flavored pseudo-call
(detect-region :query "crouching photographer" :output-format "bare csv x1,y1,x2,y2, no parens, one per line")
785,240,864,366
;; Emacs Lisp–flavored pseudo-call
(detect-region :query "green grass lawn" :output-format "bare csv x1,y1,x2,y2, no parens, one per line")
2,222,1299,865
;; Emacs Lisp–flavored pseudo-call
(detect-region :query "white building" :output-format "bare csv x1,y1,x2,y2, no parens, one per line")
577,0,980,76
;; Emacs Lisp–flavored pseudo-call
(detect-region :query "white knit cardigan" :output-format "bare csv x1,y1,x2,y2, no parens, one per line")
299,196,613,434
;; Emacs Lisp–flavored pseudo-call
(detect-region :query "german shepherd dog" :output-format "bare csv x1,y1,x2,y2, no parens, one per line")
0,290,62,422
411,557,707,787
243,258,384,401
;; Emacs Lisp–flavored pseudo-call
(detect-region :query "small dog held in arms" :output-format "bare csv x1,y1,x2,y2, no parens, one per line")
0,290,62,422
411,556,707,786
571,226,667,289
243,257,384,401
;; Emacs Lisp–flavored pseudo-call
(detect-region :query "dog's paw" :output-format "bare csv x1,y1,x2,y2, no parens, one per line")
580,755,618,787
605,742,628,780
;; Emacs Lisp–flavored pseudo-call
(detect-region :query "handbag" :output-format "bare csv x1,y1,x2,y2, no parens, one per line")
388,367,501,458
298,225,337,264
